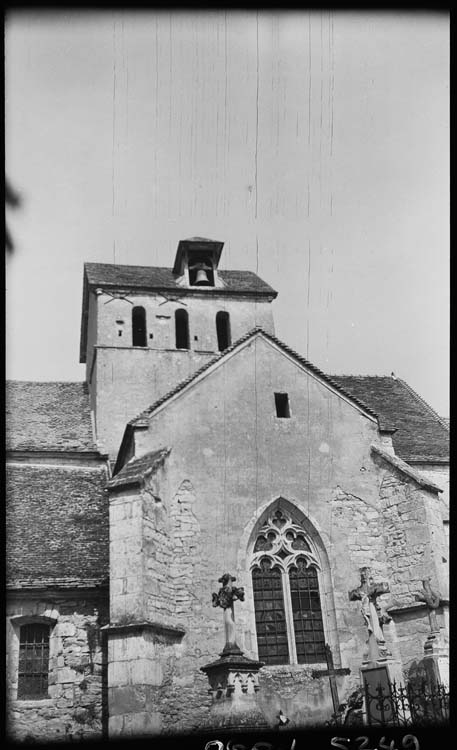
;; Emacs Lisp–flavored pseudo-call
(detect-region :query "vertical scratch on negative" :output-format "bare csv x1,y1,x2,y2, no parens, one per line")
255,12,259,220
330,12,334,159
307,238,311,359
320,12,323,209
224,12,228,217
330,12,335,215
112,19,117,263
155,17,159,210
125,19,129,147
308,15,312,147
307,15,312,218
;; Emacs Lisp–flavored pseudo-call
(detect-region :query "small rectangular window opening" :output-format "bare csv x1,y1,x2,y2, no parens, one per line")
275,392,290,418
18,623,50,700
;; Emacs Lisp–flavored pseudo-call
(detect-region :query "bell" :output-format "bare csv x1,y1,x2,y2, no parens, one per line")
194,268,211,285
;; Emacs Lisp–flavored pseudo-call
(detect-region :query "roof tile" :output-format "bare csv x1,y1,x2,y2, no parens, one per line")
107,448,171,490
6,381,97,452
6,463,109,584
331,376,449,462
84,262,277,296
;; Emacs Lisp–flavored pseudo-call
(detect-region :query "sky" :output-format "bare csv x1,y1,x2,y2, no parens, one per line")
5,10,449,416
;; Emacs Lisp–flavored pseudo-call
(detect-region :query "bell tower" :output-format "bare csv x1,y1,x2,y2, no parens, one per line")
79,237,277,459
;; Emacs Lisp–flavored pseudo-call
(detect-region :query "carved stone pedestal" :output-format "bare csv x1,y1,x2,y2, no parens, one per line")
200,645,269,733
360,657,406,726
423,631,449,687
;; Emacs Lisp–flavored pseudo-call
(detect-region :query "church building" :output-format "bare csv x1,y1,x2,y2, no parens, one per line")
6,237,449,741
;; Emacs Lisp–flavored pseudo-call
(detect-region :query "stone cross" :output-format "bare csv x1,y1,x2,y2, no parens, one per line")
414,578,441,634
349,567,391,661
311,643,350,718
212,573,245,654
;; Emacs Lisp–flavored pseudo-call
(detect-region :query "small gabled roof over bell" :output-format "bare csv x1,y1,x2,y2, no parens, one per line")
172,236,225,275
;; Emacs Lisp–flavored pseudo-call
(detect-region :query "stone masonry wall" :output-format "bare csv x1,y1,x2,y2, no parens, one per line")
376,458,449,668
378,471,447,605
412,463,449,512
109,490,144,623
152,479,214,734
108,477,215,736
142,476,176,627
329,485,388,674
6,591,108,743
257,664,350,728
392,608,439,674
107,467,448,735
169,480,204,625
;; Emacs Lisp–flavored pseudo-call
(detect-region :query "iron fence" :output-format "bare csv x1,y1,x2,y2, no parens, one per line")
364,680,449,727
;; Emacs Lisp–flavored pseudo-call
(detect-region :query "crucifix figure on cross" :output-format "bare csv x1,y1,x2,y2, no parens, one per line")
212,573,245,655
414,578,442,635
349,567,391,662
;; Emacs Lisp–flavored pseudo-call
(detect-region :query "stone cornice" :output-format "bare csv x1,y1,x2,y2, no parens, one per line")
405,457,449,465
101,620,185,642
7,579,109,592
7,449,109,466
371,444,443,493
387,600,449,617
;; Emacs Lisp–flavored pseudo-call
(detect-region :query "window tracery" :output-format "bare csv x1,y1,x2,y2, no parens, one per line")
251,508,326,665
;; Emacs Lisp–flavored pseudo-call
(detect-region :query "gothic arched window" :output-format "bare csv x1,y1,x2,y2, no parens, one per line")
251,508,326,665
216,311,231,351
132,306,147,347
175,309,190,349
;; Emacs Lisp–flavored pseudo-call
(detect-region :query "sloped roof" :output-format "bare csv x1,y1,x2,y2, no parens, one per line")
331,376,449,462
6,381,97,452
83,262,277,296
107,448,171,491
370,445,442,493
6,463,109,585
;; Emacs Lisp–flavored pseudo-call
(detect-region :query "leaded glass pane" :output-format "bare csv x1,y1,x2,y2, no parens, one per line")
289,560,325,664
252,559,289,665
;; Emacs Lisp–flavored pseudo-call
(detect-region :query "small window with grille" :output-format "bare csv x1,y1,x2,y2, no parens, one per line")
251,507,326,665
17,623,50,700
